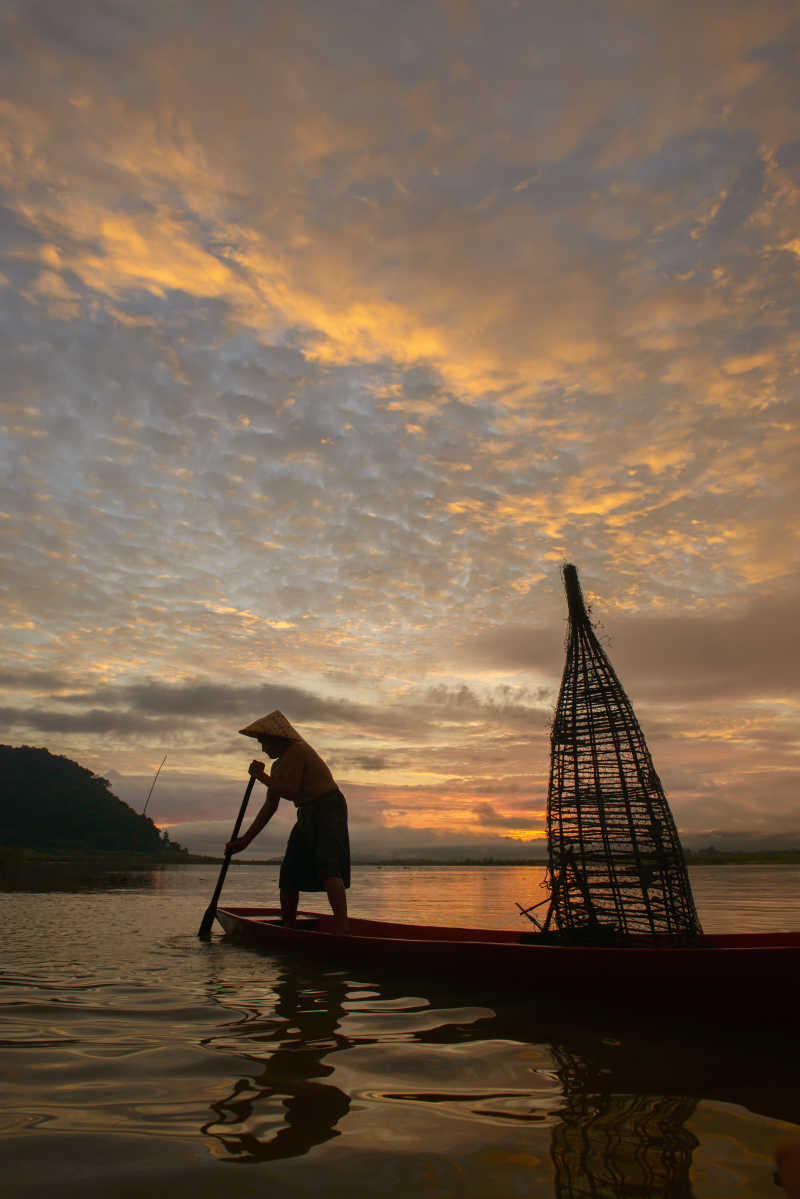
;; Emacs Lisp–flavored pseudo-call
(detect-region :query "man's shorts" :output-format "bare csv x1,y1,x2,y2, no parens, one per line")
279,790,351,892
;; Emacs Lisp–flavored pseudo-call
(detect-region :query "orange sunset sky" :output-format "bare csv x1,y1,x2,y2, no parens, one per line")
1,0,799,858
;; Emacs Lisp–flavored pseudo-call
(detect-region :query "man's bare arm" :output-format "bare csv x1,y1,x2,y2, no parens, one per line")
248,759,272,786
249,754,303,800
226,791,280,855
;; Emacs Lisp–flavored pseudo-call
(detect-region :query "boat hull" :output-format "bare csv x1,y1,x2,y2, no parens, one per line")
215,906,800,1004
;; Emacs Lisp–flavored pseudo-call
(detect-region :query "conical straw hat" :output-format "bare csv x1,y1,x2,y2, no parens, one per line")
239,710,304,742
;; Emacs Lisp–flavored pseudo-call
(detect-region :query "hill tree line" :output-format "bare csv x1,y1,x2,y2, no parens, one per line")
0,745,189,856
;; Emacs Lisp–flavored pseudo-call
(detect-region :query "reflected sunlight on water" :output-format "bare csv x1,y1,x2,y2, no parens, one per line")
1,864,799,1198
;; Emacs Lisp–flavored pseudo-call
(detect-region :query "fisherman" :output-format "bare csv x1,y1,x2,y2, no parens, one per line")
225,711,350,934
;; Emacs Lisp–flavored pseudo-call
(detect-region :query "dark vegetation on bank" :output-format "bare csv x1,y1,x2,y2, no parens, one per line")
0,745,192,856
0,745,210,890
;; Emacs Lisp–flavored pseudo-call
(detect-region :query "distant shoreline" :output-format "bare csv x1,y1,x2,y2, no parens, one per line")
2,846,799,879
231,851,800,867
200,851,800,867
684,850,800,865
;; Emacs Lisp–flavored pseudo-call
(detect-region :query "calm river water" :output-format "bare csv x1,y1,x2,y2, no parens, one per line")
2,864,799,1198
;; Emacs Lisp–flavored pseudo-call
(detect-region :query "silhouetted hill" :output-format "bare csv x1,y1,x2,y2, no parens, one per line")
0,745,189,856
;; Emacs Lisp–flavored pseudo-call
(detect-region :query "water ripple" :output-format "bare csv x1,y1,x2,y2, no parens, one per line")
1,867,799,1198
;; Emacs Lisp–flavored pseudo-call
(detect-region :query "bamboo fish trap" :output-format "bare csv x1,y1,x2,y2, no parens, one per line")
523,564,702,944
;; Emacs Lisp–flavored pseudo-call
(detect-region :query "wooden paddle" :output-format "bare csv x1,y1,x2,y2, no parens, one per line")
198,774,257,939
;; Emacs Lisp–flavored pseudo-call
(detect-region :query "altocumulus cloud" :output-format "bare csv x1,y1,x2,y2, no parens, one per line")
1,0,799,853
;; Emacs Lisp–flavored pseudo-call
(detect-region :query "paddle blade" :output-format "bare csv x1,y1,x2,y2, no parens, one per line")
197,854,231,938
198,903,217,940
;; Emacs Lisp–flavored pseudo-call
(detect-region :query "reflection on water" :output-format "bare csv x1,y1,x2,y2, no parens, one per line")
551,1046,697,1197
1,868,799,1197
193,945,798,1195
0,853,164,892
202,967,352,1162
553,1092,697,1198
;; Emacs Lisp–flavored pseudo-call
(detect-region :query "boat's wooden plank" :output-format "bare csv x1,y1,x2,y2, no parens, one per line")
214,905,800,1003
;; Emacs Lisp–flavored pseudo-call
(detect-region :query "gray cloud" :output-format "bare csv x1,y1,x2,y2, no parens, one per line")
0,669,73,691
462,589,800,704
474,802,537,829
0,707,159,734
1,676,553,751
335,752,392,772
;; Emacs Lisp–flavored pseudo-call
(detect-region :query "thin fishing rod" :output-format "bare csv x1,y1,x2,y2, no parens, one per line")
142,753,168,816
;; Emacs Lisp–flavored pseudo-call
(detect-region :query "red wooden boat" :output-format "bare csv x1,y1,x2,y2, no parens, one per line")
212,574,800,1006
216,906,800,1000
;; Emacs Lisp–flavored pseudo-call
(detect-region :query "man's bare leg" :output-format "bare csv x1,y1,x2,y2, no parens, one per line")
280,887,299,927
324,876,348,934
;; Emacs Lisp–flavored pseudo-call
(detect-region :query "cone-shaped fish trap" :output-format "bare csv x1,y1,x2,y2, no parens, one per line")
545,565,701,942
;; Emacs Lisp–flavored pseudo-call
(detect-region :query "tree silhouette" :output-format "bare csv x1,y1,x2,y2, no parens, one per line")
0,745,187,855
